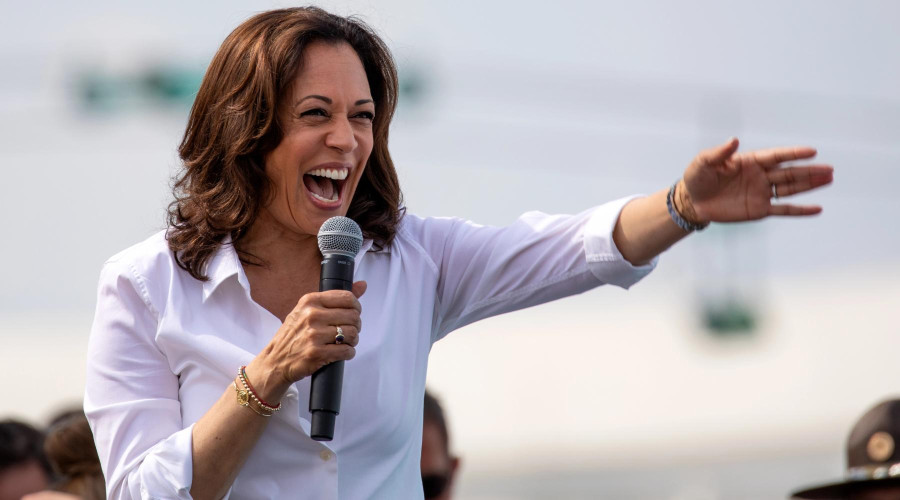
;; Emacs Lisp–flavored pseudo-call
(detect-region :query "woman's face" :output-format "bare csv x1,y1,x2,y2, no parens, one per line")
263,40,375,239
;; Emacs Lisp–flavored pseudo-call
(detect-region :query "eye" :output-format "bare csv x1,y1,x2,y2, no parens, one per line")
300,108,328,118
353,111,375,121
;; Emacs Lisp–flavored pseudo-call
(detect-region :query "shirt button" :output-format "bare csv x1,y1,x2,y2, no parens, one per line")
319,450,333,461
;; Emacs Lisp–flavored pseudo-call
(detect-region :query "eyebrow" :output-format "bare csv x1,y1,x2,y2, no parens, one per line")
296,95,374,106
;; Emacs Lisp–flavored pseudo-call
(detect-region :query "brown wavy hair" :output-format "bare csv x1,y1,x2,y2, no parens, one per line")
44,413,105,499
168,7,403,280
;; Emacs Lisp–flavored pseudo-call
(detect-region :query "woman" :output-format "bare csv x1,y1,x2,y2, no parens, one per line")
84,7,833,500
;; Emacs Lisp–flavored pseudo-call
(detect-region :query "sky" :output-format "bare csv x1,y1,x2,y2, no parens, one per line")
1,0,898,313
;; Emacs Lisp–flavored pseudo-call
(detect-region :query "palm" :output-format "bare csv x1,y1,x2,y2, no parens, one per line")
683,139,833,223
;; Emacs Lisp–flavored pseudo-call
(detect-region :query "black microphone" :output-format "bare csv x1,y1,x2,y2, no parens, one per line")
309,216,363,441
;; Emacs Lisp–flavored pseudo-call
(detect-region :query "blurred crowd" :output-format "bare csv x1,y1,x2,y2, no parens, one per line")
0,390,460,500
4,392,900,499
0,408,104,500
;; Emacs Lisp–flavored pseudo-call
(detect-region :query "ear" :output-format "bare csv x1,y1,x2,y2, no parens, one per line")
444,455,461,497
449,455,461,478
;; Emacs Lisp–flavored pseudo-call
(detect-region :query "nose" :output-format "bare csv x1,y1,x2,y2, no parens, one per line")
325,115,358,153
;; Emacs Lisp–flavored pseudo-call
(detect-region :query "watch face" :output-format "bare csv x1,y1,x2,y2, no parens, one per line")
238,389,250,406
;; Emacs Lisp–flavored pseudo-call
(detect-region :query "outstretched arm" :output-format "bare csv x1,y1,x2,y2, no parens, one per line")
613,137,834,265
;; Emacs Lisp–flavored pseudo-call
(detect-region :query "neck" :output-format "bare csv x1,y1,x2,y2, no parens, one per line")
237,208,321,272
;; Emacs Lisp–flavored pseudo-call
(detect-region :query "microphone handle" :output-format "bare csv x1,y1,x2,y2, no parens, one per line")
309,254,355,441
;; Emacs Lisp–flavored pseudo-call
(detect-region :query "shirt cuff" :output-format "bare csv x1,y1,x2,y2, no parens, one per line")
136,424,195,500
583,195,658,289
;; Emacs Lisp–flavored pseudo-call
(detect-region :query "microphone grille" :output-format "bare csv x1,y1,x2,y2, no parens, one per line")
317,216,363,257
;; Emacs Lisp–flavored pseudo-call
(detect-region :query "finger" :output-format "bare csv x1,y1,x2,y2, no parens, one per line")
697,137,740,167
768,204,823,217
308,338,356,363
338,345,357,361
352,280,367,299
768,165,834,196
290,300,360,327
766,165,834,190
327,324,360,347
320,344,356,364
748,146,817,169
310,308,362,330
310,290,362,312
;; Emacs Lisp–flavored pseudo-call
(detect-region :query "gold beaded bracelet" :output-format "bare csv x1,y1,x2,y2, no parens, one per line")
238,366,282,413
232,381,275,417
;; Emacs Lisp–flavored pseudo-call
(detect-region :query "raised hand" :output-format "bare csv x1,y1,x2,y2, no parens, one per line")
679,138,834,224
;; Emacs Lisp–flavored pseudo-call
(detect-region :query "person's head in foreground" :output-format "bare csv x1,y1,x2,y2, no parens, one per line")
422,391,460,500
0,420,53,500
41,413,105,500
792,398,900,500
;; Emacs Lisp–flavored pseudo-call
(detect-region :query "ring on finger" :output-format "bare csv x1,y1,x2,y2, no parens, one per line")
771,183,778,199
334,326,345,345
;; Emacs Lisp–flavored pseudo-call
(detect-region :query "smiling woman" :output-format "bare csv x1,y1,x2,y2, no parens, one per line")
83,6,833,500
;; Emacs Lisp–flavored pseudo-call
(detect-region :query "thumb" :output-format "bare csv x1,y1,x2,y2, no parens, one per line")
352,280,367,299
698,137,740,166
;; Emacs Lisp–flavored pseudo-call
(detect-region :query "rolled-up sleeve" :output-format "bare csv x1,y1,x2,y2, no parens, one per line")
582,195,657,288
425,195,657,339
84,260,193,499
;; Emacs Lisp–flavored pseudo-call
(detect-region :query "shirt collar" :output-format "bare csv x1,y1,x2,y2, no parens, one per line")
201,235,248,302
200,236,381,302
359,238,377,254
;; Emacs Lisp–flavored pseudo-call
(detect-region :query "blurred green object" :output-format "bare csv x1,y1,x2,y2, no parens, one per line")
75,64,203,112
398,67,426,104
76,72,124,112
140,66,203,104
702,299,757,336
77,62,424,113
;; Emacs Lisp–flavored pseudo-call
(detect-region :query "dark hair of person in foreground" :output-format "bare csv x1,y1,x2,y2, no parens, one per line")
423,391,460,500
0,419,53,500
43,413,105,500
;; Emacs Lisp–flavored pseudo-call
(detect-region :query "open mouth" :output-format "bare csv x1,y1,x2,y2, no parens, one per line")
303,167,349,205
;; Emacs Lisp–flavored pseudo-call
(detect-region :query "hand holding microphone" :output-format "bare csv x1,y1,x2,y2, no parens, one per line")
243,217,364,441
309,216,364,441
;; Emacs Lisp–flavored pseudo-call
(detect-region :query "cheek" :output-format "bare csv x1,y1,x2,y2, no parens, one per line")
266,139,308,198
265,160,293,202
358,127,375,156
353,134,374,185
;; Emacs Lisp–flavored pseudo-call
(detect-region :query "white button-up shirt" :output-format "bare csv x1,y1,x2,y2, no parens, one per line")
85,197,656,499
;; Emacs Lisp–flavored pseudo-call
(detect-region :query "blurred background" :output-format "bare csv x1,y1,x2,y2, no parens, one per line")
1,0,898,498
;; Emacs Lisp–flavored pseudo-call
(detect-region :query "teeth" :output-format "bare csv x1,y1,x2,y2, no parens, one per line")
308,168,348,180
